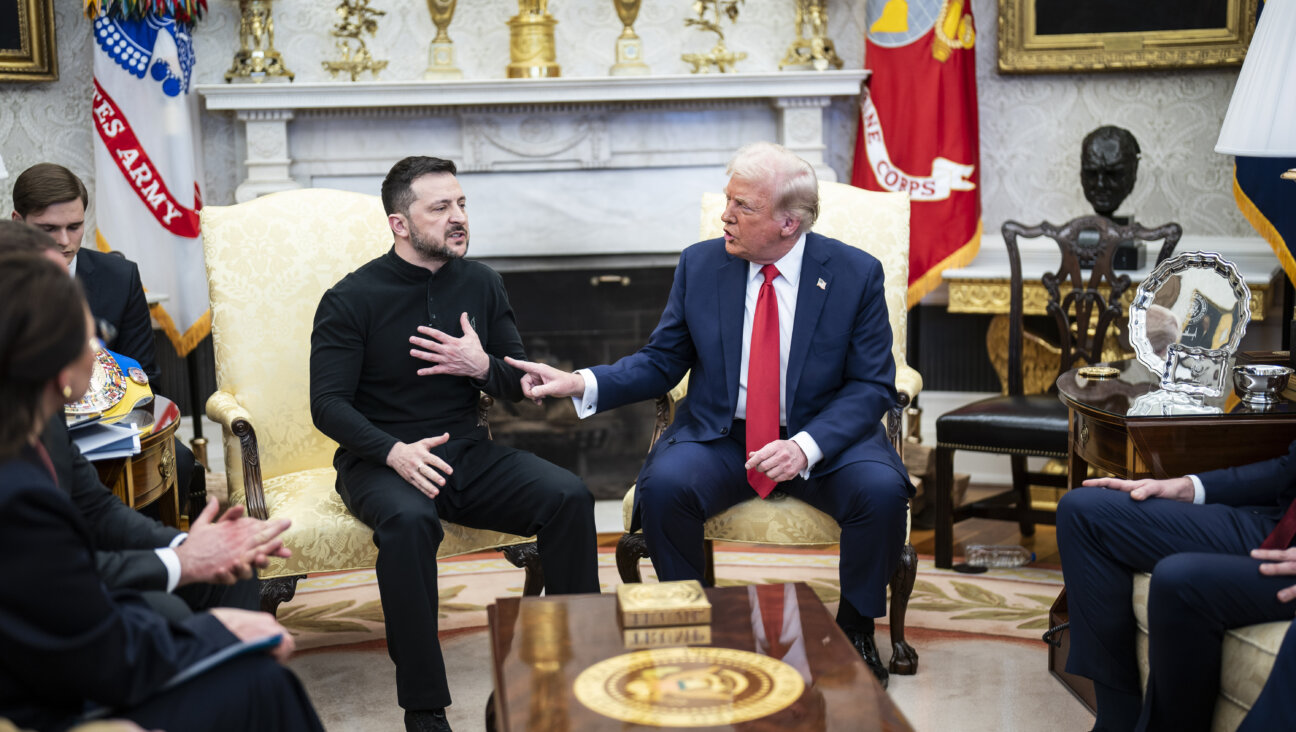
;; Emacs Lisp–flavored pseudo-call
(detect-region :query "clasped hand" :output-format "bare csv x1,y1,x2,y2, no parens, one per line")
409,312,489,380
387,433,453,499
176,498,292,587
745,439,807,483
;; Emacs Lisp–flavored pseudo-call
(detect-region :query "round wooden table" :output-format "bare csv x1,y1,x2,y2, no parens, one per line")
92,395,183,528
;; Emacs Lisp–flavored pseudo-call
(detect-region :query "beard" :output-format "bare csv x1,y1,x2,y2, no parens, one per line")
410,224,468,260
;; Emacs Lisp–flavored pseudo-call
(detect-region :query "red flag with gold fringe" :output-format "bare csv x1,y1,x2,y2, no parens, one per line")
851,0,981,309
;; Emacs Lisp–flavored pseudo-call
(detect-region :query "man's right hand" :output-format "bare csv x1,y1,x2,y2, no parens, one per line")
175,499,292,587
1081,476,1195,502
387,433,453,499
504,357,585,404
208,607,296,663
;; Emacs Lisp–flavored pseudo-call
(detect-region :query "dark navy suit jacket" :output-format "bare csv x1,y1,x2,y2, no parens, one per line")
592,233,909,485
77,247,160,383
1199,439,1296,515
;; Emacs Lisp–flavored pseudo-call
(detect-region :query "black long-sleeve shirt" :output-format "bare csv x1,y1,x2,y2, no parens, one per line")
310,249,527,466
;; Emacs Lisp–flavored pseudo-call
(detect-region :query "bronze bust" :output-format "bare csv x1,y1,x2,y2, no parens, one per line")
1081,126,1140,218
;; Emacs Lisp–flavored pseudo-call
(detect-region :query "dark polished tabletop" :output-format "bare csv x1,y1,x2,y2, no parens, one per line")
1056,357,1296,421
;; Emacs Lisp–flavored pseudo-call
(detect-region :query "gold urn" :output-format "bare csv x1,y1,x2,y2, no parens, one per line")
609,0,649,76
425,0,463,80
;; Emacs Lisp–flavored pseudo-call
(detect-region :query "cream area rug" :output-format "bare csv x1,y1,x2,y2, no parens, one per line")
280,546,1093,731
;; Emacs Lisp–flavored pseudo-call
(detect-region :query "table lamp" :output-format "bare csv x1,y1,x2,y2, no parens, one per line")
1215,0,1296,181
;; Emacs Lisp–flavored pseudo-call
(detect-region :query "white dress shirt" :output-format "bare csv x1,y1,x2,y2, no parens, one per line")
574,233,824,478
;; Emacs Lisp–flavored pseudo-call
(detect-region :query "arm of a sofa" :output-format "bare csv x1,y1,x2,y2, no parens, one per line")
205,390,270,520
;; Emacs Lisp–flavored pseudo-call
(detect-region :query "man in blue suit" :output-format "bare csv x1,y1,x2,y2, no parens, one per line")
1058,439,1296,731
507,142,912,687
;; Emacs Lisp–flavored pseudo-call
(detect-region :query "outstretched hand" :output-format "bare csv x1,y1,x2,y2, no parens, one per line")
176,498,292,587
503,356,585,404
410,312,489,379
1081,476,1195,502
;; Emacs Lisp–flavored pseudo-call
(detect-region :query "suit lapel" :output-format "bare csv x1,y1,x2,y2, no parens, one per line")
718,254,747,413
787,235,831,419
75,251,98,306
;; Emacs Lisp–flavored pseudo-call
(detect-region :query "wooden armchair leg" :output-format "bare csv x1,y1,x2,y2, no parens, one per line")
501,543,545,596
260,574,304,615
703,539,716,587
1010,455,1037,537
616,533,649,583
887,543,919,675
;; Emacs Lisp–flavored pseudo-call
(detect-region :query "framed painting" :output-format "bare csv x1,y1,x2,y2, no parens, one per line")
998,0,1257,74
0,0,57,82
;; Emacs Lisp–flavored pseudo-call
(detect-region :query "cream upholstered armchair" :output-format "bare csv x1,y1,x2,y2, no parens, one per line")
201,188,540,613
615,181,923,674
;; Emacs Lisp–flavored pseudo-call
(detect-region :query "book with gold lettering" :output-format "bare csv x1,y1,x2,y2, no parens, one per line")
622,623,713,649
616,580,712,628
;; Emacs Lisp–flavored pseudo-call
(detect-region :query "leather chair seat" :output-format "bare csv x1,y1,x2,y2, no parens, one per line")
936,394,1069,457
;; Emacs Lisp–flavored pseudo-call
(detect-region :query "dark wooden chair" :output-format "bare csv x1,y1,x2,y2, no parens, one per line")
933,215,1182,569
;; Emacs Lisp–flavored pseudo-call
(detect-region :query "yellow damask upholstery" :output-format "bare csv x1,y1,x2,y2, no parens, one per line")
201,188,533,600
1132,573,1286,731
616,181,921,675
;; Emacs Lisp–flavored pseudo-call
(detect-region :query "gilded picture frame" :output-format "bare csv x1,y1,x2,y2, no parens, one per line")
998,0,1257,74
0,0,58,82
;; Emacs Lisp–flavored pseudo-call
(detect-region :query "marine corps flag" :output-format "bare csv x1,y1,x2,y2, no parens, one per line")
87,0,210,356
852,0,981,308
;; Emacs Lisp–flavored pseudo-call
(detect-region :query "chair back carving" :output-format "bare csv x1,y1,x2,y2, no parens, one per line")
1000,216,1182,396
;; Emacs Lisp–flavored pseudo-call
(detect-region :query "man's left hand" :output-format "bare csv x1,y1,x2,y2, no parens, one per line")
745,439,807,483
1252,547,1296,602
410,312,490,379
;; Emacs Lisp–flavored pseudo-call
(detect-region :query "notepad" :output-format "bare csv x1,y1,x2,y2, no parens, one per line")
71,421,141,461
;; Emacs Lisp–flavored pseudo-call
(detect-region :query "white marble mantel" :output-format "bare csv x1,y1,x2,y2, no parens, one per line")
196,71,867,259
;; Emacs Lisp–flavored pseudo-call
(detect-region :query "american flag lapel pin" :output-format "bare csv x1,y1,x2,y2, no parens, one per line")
816,278,827,290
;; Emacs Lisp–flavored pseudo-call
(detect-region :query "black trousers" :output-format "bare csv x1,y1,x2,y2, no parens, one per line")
336,437,599,710
637,422,909,619
1057,487,1296,731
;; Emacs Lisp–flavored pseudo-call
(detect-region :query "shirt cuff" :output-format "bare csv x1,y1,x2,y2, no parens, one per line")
1188,474,1205,505
789,431,823,480
572,369,598,419
155,544,184,593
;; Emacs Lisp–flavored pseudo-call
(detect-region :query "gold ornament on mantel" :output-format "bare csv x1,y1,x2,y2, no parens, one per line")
424,0,463,80
682,0,746,74
609,0,649,76
322,0,389,81
779,0,842,71
507,0,561,79
225,0,295,83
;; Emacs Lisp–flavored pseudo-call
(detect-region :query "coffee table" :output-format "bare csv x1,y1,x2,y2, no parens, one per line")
487,583,913,731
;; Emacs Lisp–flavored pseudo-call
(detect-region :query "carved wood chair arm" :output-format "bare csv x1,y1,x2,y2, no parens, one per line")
205,389,268,520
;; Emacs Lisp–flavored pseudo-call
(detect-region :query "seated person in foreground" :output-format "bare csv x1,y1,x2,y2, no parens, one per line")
309,155,599,732
0,220,278,622
1058,440,1296,731
508,142,913,688
0,252,323,732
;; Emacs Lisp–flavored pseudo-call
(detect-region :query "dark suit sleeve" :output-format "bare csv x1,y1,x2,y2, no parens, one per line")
0,470,234,713
115,259,161,383
1200,439,1296,508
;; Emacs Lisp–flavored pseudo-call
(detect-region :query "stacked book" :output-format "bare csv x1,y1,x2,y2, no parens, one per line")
616,580,713,649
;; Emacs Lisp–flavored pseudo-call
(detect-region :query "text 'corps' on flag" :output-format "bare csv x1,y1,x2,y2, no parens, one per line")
87,0,209,356
851,0,982,309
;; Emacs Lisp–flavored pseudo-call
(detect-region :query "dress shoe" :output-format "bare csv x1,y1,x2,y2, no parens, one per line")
844,628,889,690
405,708,452,732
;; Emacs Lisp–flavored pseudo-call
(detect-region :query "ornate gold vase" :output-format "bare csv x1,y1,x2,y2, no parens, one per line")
425,0,463,80
507,0,560,78
225,0,295,83
321,0,389,81
779,0,842,71
609,0,649,76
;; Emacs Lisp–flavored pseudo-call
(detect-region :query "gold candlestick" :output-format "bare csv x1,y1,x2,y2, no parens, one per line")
609,0,649,76
681,0,746,74
779,0,842,71
321,0,389,81
225,0,295,83
425,0,463,79
507,0,561,79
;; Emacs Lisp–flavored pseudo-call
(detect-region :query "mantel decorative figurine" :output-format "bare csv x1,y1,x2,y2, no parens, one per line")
609,0,649,76
507,0,561,78
322,0,389,81
424,0,463,79
779,0,842,71
225,0,294,82
682,0,746,73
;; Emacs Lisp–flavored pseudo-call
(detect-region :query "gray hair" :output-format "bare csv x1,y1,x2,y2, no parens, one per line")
726,142,819,236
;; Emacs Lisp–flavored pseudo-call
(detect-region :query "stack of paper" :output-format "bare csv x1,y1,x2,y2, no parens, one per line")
71,421,141,461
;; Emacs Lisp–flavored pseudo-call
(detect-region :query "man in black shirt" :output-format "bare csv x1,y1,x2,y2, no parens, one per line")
310,156,599,732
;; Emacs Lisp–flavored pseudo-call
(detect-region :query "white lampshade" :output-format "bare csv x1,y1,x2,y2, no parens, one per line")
1215,0,1296,157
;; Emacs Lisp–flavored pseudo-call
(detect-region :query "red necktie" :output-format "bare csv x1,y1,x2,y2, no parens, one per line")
756,584,787,659
1260,501,1296,549
746,264,780,499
